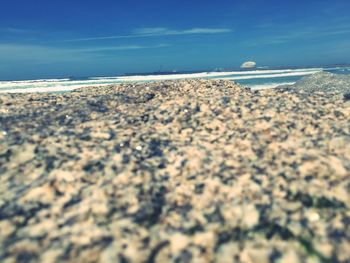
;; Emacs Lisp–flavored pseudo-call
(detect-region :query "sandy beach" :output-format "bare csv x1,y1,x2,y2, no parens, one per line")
0,78,349,262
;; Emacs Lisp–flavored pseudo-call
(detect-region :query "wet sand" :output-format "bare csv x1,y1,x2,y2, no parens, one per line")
0,79,349,262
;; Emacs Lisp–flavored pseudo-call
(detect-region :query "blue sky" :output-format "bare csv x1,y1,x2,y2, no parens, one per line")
0,0,350,80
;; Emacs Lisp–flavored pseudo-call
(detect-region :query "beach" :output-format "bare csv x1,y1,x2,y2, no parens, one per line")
0,77,350,262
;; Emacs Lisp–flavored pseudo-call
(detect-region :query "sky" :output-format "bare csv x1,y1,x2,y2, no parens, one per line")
0,0,350,80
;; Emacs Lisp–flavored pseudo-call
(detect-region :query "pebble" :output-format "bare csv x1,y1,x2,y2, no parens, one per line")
306,211,320,222
169,233,189,254
135,145,143,151
0,131,6,140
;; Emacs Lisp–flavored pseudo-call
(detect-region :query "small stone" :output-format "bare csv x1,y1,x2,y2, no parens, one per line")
40,249,62,263
0,220,15,239
0,131,7,140
299,161,318,176
240,247,271,263
221,96,231,105
242,204,259,228
122,154,130,164
170,233,189,254
90,131,112,140
329,137,348,151
306,211,320,222
144,93,155,101
216,243,240,263
21,184,55,204
100,242,118,263
344,92,350,101
136,145,143,151
328,156,347,176
278,249,301,263
193,232,215,248
92,202,109,216
314,242,333,258
8,240,40,260
50,169,75,182
13,143,36,164
25,220,56,237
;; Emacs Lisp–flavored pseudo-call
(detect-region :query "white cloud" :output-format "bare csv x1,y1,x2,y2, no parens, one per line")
0,27,33,34
0,43,169,63
65,27,232,42
133,27,169,35
80,44,169,52
134,27,231,36
183,28,231,34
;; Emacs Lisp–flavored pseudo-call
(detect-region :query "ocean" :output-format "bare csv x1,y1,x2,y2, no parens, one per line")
0,66,349,93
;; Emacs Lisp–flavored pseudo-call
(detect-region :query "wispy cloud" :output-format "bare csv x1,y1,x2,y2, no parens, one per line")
64,27,232,42
79,43,169,52
0,43,169,63
0,27,32,33
0,44,87,63
133,27,231,35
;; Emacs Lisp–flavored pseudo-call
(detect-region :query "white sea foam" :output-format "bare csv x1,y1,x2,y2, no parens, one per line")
1,66,347,93
95,68,323,81
248,82,296,90
0,78,70,85
221,70,320,80
0,79,123,89
0,83,112,93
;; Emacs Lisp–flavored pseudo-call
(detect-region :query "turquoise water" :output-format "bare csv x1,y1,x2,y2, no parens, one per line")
208,67,350,90
234,75,302,87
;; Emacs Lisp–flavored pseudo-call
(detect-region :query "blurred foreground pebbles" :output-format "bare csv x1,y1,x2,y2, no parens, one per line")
0,76,349,263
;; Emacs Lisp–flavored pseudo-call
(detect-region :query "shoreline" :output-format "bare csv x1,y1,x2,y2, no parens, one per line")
2,66,350,94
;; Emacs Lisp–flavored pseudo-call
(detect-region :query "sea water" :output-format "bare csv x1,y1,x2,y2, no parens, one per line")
0,66,349,93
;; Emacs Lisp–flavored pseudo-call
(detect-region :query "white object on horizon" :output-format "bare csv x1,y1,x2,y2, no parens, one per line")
241,61,257,69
